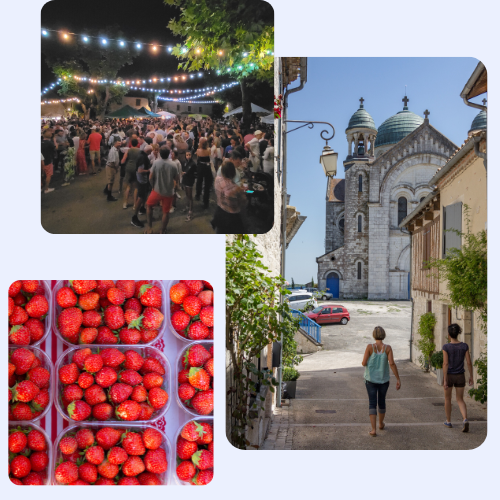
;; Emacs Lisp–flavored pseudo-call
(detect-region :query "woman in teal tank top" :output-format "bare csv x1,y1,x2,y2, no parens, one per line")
361,326,401,437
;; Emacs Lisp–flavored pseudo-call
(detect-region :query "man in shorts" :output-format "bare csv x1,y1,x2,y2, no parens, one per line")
145,146,178,234
41,131,56,193
104,139,120,202
88,128,102,175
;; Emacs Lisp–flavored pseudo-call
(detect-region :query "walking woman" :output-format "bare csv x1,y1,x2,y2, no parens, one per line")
361,326,401,436
443,324,473,432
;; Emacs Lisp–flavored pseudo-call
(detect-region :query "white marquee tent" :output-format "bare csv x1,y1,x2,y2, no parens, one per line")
223,103,271,117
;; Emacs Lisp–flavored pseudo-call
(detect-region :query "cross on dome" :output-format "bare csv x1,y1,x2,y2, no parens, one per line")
482,98,487,106
424,109,430,119
402,95,409,108
359,97,365,108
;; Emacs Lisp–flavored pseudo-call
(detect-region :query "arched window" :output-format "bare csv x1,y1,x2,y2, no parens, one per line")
339,217,345,233
357,262,362,280
397,197,407,225
357,214,362,232
358,175,363,192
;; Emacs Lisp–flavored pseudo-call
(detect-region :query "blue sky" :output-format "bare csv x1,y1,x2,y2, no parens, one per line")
285,57,486,284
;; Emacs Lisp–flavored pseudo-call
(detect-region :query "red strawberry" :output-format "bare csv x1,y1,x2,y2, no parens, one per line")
100,347,125,367
171,311,190,332
142,428,162,450
32,388,50,411
107,287,126,305
201,280,213,290
11,347,35,374
97,459,119,479
59,362,79,384
124,350,144,371
134,280,151,297
84,354,103,373
13,293,27,307
119,369,143,386
170,303,182,314
79,327,99,344
9,431,28,453
79,462,98,483
188,367,210,391
138,472,162,485
82,310,102,328
96,427,122,450
72,348,92,370
184,344,211,368
122,456,145,477
207,327,213,340
59,436,78,455
177,437,198,460
21,280,40,293
140,329,159,343
56,286,78,307
95,477,115,485
11,402,33,420
200,305,214,327
108,446,128,465
119,327,141,344
131,385,148,402
183,295,202,316
24,318,45,343
33,283,46,296
142,307,164,329
11,455,31,478
144,448,168,474
75,428,95,449
85,445,105,465
9,306,29,326
182,280,204,296
78,372,94,389
143,372,163,391
95,366,118,387
70,280,97,295
8,296,14,316
9,325,31,345
104,306,125,330
176,460,196,482
116,280,135,299
198,290,213,306
109,383,133,404
138,402,154,420
29,451,49,472
191,449,213,470
188,321,210,340
122,431,146,455
27,429,47,451
193,469,213,485
58,307,83,338
116,400,142,421
118,476,140,485
178,369,190,384
170,282,190,304
67,400,92,421
95,280,115,298
140,357,165,375
92,402,114,420
84,384,107,405
10,478,23,485
99,297,112,309
191,389,214,415
204,358,214,377
196,423,213,444
63,383,84,403
124,309,141,325
125,297,143,314
148,387,168,410
9,280,22,297
139,284,162,308
25,295,49,319
96,326,119,344
13,380,40,402
179,382,196,401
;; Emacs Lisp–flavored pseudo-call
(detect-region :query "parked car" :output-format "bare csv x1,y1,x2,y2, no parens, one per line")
285,292,317,311
294,287,333,301
305,304,350,325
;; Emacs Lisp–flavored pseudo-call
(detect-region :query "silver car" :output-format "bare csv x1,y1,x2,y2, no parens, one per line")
295,287,333,301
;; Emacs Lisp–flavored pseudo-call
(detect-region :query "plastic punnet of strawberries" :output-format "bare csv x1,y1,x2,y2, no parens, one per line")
54,426,168,485
170,281,213,341
58,348,168,422
9,426,50,485
56,280,164,345
178,344,214,415
9,348,51,421
8,280,49,346
176,420,213,485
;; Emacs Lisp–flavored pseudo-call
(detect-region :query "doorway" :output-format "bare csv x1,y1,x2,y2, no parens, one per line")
326,272,340,298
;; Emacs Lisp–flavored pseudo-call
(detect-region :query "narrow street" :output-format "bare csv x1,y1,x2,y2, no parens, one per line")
264,300,487,450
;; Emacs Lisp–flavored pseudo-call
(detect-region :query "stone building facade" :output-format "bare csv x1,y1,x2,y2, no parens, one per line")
317,98,457,300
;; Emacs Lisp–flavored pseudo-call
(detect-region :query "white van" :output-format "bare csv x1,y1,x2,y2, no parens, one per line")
286,292,317,311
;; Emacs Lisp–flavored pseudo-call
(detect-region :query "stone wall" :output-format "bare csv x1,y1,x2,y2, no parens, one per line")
325,202,345,253
295,328,322,354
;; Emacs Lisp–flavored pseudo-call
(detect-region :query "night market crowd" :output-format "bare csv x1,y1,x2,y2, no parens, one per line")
40,114,274,234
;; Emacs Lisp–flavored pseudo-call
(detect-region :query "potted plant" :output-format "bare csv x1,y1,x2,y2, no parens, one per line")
430,350,444,386
282,367,300,399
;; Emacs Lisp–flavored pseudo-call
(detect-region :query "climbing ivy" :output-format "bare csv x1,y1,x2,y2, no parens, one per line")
416,312,437,370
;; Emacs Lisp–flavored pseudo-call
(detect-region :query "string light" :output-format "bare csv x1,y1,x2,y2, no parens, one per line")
101,39,107,45
119,41,125,46
41,97,80,104
63,33,68,39
83,36,88,42
42,30,48,36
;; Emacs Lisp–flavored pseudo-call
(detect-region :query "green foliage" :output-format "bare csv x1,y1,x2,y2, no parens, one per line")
416,312,436,370
282,367,300,382
430,350,443,369
469,351,487,403
311,276,315,288
226,235,300,449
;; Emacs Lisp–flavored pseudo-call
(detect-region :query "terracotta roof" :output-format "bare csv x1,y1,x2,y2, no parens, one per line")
327,178,345,202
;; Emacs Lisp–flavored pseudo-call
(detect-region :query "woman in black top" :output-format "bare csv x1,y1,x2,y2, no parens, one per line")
442,323,473,432
182,151,197,221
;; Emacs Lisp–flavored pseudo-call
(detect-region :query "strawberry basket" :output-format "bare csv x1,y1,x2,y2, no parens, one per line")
52,422,172,485
54,345,171,424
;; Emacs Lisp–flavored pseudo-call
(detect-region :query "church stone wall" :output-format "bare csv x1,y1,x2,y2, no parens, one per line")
325,202,344,253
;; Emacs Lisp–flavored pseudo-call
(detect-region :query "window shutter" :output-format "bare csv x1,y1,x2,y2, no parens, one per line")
444,202,462,256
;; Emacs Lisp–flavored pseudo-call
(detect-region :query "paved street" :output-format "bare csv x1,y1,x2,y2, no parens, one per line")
263,300,487,450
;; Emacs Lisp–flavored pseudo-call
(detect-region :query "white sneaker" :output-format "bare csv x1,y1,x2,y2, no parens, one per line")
175,192,181,199
44,188,55,193
123,203,128,209
169,206,175,213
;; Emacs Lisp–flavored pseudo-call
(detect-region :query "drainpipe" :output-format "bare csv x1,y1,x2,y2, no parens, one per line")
461,96,486,112
277,57,307,408
401,226,413,361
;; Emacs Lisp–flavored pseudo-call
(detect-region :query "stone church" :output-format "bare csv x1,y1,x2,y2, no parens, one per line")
317,96,458,300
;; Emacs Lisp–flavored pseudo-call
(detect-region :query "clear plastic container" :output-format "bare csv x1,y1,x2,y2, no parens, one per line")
51,280,167,346
54,345,171,424
9,421,53,485
9,280,52,348
8,346,54,423
52,422,173,485
172,416,213,486
175,341,214,417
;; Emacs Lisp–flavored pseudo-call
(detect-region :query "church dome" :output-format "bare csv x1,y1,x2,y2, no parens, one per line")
345,98,377,132
375,101,424,148
468,109,487,134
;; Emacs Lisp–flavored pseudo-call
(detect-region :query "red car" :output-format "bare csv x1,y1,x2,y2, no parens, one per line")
305,304,350,325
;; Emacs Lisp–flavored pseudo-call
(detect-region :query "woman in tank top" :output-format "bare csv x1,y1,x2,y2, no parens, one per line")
361,326,401,437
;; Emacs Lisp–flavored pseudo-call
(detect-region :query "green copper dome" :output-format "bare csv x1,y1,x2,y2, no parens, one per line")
468,109,487,133
375,104,424,148
346,98,377,132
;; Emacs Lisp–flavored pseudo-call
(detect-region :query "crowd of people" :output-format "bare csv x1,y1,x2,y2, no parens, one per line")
41,113,274,234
